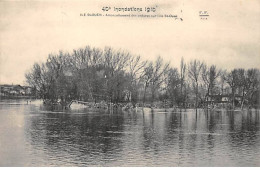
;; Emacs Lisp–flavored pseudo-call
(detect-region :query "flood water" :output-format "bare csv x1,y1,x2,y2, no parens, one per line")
0,100,259,166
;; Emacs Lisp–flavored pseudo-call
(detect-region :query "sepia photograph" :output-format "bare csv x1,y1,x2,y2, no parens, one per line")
0,0,260,167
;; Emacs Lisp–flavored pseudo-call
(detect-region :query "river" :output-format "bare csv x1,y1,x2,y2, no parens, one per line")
0,99,259,166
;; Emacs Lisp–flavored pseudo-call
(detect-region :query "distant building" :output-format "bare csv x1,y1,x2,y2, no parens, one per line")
23,86,33,95
205,94,243,104
0,84,34,97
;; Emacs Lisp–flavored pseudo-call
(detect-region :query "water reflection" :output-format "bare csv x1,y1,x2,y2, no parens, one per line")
0,102,259,166
26,109,126,166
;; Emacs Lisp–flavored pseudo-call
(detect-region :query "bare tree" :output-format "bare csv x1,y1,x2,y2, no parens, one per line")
202,64,221,106
166,68,180,106
219,69,228,94
226,69,239,109
128,55,148,104
188,59,204,109
240,69,260,109
142,62,153,104
180,57,187,107
150,56,170,104
25,45,260,110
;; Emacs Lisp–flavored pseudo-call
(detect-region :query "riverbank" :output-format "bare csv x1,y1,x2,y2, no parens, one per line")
1,98,258,112
0,95,36,100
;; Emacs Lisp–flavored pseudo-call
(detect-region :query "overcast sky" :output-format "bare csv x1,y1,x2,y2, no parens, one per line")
0,0,260,85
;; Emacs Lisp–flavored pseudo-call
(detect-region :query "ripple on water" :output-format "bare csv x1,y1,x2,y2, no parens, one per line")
1,105,260,166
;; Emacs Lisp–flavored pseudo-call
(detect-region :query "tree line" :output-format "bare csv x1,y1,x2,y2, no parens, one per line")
25,46,260,109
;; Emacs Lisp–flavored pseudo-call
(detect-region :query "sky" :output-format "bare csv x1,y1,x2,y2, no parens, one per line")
0,0,260,85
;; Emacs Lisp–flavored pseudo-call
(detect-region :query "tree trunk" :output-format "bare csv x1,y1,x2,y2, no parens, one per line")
240,89,245,110
241,99,244,110
143,84,147,105
151,86,155,105
195,82,198,109
232,91,235,110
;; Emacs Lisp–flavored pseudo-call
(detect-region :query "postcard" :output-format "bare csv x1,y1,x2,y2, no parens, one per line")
0,0,259,167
